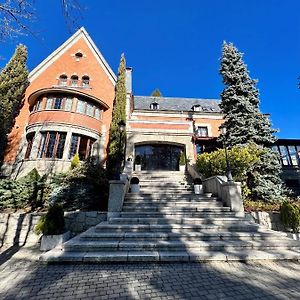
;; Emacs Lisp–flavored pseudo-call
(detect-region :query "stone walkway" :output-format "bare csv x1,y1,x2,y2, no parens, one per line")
0,246,300,299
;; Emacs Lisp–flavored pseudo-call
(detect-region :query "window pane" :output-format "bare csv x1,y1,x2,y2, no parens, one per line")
197,126,208,137
54,98,63,109
95,108,100,120
86,103,94,117
56,133,66,159
76,99,85,113
71,79,78,87
38,133,47,158
69,134,79,159
65,97,73,111
45,132,57,158
279,145,291,166
25,133,35,159
46,98,53,109
288,145,299,166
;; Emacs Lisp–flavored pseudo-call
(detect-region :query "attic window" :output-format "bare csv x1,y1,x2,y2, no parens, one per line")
150,102,159,110
82,75,90,87
58,74,68,86
71,75,79,87
192,105,202,112
75,52,83,61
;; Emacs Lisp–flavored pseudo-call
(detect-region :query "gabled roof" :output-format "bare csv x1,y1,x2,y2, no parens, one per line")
29,27,117,84
133,96,221,112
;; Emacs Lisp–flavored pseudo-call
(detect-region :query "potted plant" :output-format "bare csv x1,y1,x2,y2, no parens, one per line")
130,177,140,193
135,155,142,171
194,178,203,194
179,152,186,172
35,204,70,251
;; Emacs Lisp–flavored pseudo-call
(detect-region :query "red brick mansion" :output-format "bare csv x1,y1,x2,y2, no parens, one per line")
1,28,300,194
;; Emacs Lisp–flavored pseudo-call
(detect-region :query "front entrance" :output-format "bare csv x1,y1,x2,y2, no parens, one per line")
135,144,184,171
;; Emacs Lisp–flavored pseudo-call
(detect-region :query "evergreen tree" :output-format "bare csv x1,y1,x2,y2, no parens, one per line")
151,88,162,97
107,53,127,178
0,44,29,164
219,42,285,202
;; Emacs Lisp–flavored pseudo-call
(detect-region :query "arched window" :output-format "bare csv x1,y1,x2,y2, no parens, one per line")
71,75,79,87
82,75,90,88
150,102,159,110
58,74,68,86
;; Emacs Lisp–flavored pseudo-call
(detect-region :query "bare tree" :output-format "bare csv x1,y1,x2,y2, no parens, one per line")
0,0,82,41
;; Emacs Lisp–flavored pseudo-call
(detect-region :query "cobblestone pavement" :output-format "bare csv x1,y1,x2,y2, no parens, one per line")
0,246,300,300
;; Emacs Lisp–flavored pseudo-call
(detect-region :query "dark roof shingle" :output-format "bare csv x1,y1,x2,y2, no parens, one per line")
133,96,221,112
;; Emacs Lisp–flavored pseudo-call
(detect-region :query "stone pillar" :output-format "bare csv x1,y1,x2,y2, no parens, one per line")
107,180,127,218
221,182,244,217
62,130,72,160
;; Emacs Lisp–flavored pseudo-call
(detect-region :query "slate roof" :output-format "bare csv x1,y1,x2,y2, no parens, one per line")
133,96,221,112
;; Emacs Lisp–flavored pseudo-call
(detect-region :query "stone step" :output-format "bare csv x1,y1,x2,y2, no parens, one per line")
62,239,300,252
122,206,230,212
123,200,222,205
127,193,202,198
119,212,235,218
95,223,259,232
139,182,192,186
108,217,246,225
79,231,287,242
40,248,300,263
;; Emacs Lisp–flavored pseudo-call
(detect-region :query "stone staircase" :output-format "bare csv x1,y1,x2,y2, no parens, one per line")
41,171,300,263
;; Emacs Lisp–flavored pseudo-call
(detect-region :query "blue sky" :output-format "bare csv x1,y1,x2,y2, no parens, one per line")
1,0,300,138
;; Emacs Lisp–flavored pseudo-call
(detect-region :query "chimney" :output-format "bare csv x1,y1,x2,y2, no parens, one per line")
125,67,132,94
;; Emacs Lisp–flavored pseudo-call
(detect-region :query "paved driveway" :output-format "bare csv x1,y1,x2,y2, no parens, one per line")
0,246,299,300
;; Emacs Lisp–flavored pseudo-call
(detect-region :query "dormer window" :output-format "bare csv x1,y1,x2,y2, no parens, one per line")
82,75,90,88
71,75,79,87
58,74,68,86
75,52,83,61
192,105,202,112
150,102,159,110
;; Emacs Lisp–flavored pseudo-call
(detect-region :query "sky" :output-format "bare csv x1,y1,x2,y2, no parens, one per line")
1,0,300,138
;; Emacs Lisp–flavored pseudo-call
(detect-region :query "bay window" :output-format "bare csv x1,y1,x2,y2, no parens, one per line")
38,131,66,159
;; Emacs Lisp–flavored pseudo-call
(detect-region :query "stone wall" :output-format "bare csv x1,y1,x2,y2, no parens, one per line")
64,211,107,234
0,211,107,249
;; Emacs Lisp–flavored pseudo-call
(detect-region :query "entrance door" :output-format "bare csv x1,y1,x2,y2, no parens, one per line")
135,144,184,171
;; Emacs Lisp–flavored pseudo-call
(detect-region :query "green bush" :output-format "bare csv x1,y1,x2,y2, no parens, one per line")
48,159,109,211
179,152,186,166
0,168,46,210
279,201,300,233
35,204,65,235
196,143,262,181
71,153,80,169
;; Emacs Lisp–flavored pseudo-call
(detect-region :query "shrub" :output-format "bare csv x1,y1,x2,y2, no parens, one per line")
135,155,141,165
0,168,46,210
71,153,80,169
279,201,300,233
130,177,139,184
48,159,109,211
196,144,262,181
179,152,186,166
194,178,202,185
35,204,65,235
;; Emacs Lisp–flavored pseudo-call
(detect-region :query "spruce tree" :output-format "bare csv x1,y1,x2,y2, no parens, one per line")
107,53,127,178
219,42,285,202
0,44,29,164
151,88,162,97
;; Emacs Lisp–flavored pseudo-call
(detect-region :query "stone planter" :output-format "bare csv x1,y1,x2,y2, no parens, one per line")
130,184,140,193
179,165,185,172
40,231,71,251
135,164,141,171
194,184,203,195
204,193,213,197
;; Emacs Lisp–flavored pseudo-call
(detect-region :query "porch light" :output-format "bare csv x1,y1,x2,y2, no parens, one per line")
118,120,126,133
